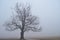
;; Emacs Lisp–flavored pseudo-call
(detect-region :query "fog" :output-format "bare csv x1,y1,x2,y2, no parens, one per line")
0,0,60,39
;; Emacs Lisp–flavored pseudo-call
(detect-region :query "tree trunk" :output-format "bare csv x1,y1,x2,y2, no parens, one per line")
20,31,24,40
20,18,25,40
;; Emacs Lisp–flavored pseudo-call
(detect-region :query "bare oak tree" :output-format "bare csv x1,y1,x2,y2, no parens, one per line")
4,3,41,40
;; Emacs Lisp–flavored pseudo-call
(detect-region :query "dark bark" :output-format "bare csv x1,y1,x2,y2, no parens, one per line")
20,21,25,40
20,31,24,40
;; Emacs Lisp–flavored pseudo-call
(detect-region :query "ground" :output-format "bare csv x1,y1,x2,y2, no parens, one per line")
0,37,60,40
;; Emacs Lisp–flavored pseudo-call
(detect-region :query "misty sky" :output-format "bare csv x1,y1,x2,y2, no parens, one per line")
0,0,60,38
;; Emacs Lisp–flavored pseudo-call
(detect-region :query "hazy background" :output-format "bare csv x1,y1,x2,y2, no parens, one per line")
0,0,60,39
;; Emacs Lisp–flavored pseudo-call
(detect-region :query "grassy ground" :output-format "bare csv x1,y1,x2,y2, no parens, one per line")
0,39,60,40
0,37,60,40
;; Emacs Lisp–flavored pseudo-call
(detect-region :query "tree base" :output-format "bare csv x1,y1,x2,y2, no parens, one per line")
20,38,26,40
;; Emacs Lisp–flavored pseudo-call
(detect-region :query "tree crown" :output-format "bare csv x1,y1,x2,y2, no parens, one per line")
4,3,41,32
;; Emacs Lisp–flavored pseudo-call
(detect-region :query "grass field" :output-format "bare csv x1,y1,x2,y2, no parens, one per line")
0,38,60,40
0,37,60,40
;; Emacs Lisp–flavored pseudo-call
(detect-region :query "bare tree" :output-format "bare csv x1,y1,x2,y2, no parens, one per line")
4,3,41,40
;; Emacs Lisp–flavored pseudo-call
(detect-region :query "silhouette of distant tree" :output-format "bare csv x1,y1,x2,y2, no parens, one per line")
4,3,41,40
